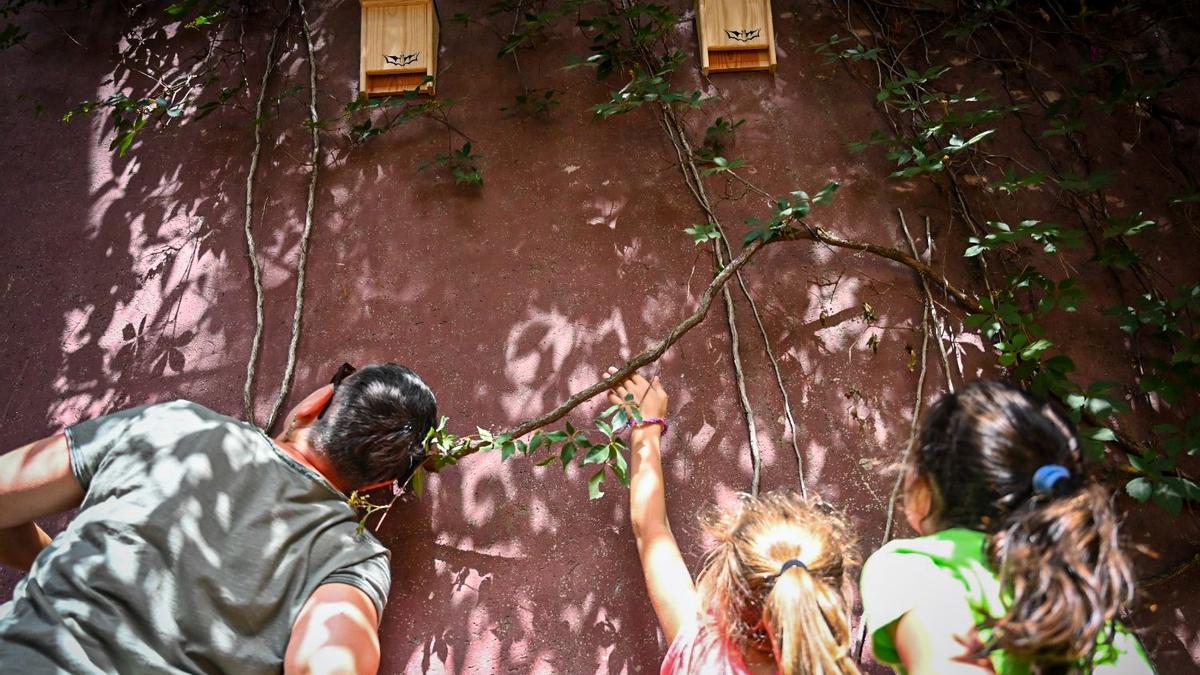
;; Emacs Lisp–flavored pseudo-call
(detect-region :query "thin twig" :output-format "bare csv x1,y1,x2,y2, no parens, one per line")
797,225,983,312
606,7,772,496
265,0,320,432
241,7,292,424
720,272,763,495
651,85,768,496
1140,552,1200,589
885,304,929,541
741,271,807,498
923,216,955,393
900,209,956,393
855,287,931,663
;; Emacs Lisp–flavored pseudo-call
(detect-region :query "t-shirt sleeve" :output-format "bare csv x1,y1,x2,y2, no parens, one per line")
320,549,392,626
64,402,158,490
860,544,969,665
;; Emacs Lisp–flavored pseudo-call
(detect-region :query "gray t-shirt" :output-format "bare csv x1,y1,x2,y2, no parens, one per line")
0,400,391,674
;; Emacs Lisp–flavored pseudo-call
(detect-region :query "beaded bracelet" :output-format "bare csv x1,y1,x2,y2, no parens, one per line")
622,417,669,435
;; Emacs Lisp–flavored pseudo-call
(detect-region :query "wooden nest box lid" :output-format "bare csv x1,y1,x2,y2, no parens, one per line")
360,0,439,96
696,0,777,74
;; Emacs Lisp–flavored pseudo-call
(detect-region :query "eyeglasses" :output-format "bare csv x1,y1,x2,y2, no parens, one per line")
317,362,357,420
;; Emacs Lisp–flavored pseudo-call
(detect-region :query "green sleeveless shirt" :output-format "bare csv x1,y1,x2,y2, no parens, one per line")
860,528,1154,674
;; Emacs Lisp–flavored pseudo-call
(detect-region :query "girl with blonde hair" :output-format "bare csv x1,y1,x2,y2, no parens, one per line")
606,367,860,675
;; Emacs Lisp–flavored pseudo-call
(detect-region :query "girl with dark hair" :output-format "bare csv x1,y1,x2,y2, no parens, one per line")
606,367,860,675
860,380,1154,674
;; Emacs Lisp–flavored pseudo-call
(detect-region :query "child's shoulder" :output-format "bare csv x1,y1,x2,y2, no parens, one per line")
861,530,1004,668
861,529,1003,628
865,528,989,571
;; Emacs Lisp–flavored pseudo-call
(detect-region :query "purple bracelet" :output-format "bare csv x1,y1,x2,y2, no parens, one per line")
623,417,669,435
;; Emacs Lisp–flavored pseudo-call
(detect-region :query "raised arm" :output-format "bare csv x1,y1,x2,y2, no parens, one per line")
0,432,85,571
607,367,697,644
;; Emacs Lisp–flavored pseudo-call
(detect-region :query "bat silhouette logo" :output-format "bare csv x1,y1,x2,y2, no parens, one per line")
384,53,420,66
725,28,762,42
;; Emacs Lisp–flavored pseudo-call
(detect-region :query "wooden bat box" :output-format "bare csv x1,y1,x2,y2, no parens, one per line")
695,0,777,74
360,0,439,96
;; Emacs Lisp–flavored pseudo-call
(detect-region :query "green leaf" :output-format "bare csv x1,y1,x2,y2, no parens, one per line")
588,469,606,500
410,466,426,497
595,419,612,437
701,156,747,176
1043,354,1076,374
612,448,630,486
811,181,840,205
117,134,134,155
1020,339,1053,360
1153,483,1183,516
684,222,721,244
528,432,545,455
964,129,995,146
534,454,559,467
1088,427,1117,443
1165,476,1200,502
559,442,577,466
743,228,774,246
963,313,990,328
581,442,610,465
1129,452,1154,476
1126,477,1152,502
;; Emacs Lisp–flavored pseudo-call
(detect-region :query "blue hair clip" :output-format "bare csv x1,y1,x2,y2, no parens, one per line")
1032,464,1071,495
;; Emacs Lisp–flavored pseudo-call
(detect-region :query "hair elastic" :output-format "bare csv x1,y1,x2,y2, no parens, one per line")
1032,464,1071,495
776,559,807,577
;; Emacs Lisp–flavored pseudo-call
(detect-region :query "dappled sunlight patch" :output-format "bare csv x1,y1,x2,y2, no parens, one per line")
500,305,630,422
803,439,830,487
584,196,626,230
557,591,595,634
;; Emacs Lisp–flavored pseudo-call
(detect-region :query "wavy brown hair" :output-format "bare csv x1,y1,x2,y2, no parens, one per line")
914,380,1135,672
694,492,860,675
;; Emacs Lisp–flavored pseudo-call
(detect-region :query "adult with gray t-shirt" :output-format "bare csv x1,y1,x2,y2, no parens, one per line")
0,362,436,674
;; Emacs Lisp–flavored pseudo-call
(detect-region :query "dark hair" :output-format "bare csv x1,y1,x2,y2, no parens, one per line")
696,492,860,675
914,380,1134,671
313,363,437,489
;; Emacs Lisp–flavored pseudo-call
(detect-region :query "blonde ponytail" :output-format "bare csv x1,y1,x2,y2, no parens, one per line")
695,492,860,675
763,564,858,675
